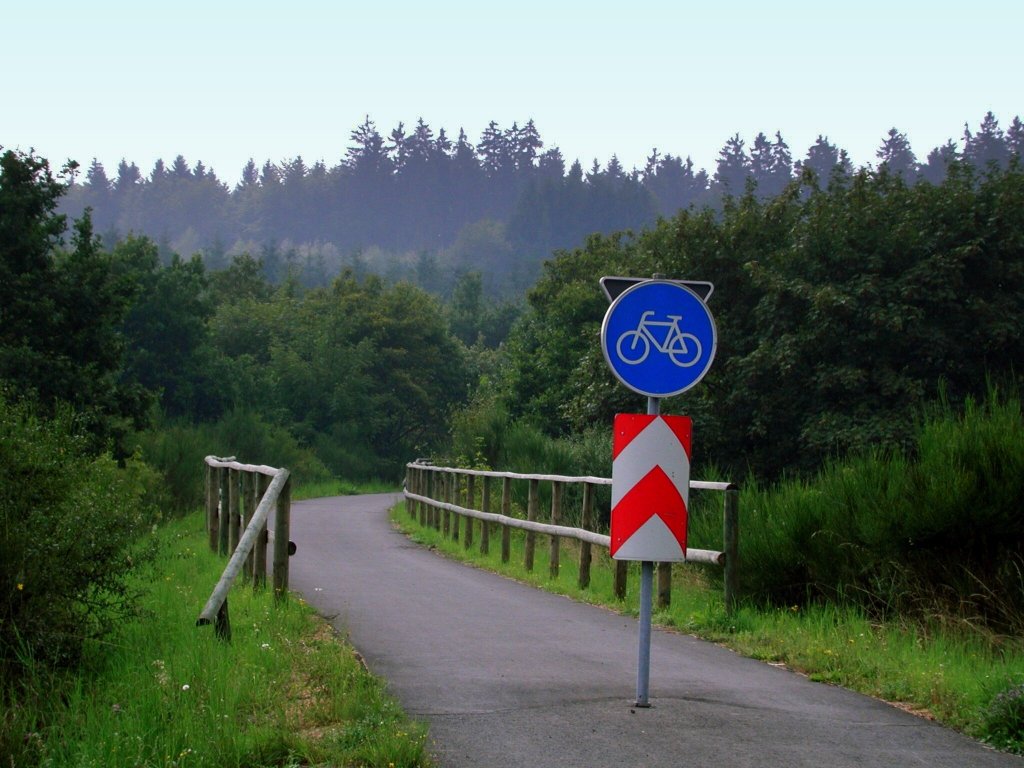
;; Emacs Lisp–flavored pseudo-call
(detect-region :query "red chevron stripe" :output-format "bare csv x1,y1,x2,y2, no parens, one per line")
612,414,657,460
610,465,688,556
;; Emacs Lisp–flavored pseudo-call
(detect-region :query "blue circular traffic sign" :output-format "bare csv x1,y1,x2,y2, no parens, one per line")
600,280,717,398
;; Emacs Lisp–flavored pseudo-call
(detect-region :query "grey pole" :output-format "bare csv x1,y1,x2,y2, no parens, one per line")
636,395,660,707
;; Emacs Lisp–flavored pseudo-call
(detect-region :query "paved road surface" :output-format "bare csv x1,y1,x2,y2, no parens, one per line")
287,493,1020,767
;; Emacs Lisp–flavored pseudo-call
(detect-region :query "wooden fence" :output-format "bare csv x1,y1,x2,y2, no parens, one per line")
403,461,739,612
197,456,294,639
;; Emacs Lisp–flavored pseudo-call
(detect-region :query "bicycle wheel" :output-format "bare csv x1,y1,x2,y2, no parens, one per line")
616,330,650,364
667,332,702,368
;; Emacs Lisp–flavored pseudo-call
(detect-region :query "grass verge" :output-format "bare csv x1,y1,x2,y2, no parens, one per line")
5,510,430,768
389,500,1024,753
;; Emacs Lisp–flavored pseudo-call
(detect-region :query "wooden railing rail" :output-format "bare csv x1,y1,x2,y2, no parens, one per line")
404,461,739,612
197,456,293,640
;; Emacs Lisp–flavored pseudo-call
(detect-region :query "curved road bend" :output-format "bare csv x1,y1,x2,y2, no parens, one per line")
287,494,1021,768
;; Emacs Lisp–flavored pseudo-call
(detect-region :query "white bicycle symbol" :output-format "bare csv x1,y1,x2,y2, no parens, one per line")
616,311,702,368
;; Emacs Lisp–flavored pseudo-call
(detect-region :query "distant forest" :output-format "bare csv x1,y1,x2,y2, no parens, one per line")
60,112,1024,297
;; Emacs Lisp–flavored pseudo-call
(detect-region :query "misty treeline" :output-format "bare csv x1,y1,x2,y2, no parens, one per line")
1,147,486,493
60,112,1024,298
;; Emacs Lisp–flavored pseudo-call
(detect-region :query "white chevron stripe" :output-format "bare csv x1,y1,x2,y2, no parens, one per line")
614,515,686,561
611,417,690,508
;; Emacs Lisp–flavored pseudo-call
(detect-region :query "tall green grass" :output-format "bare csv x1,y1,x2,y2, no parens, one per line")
3,511,431,767
716,389,1024,632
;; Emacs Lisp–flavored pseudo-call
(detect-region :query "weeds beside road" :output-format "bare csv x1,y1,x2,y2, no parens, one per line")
4,510,430,768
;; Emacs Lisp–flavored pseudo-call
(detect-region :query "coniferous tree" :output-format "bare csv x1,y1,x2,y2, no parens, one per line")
796,135,852,187
963,112,1010,171
537,147,565,182
876,128,918,180
714,134,750,197
920,140,960,185
114,159,142,193
1008,116,1024,159
171,155,191,179
150,158,167,184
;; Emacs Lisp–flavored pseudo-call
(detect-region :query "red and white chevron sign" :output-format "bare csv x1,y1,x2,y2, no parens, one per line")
610,414,691,561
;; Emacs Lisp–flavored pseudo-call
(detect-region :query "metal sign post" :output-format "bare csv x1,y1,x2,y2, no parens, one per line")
600,274,716,709
635,395,659,708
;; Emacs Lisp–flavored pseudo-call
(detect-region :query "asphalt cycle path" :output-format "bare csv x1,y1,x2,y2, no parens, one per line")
287,493,1021,768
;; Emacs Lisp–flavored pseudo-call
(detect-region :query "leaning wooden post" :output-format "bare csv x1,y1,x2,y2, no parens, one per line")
206,461,219,552
480,476,491,555
500,477,512,564
273,475,292,602
657,563,672,609
464,474,475,550
228,468,242,556
614,559,628,600
578,482,594,590
724,486,740,614
524,478,539,572
218,466,230,556
549,481,563,579
253,473,270,589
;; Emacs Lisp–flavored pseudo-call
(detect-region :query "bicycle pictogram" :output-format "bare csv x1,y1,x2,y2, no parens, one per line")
615,311,703,368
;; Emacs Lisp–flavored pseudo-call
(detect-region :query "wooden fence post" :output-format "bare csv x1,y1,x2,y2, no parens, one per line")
578,482,593,590
404,465,411,517
442,474,451,536
206,462,219,552
431,471,440,530
480,476,491,555
724,487,740,614
244,472,256,582
657,563,672,609
273,475,292,602
228,468,241,556
451,472,462,542
501,477,512,564
464,474,475,549
614,560,628,600
524,478,539,571
215,596,231,641
549,481,562,579
218,467,230,556
418,469,428,526
254,473,270,589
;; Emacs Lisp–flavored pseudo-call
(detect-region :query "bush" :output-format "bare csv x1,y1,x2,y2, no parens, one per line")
0,393,157,672
733,388,1024,632
135,409,334,512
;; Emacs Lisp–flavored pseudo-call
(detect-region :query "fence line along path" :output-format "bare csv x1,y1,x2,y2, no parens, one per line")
197,456,294,640
404,461,739,611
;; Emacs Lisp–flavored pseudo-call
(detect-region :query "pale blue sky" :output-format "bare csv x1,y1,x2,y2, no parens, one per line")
5,0,1021,185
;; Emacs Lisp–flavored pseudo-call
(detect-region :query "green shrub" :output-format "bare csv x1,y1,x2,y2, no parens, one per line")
135,409,334,512
0,394,157,672
733,388,1024,632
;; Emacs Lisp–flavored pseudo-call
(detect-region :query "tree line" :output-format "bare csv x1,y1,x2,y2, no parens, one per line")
60,112,1024,297
467,155,1024,483
1,147,478,475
